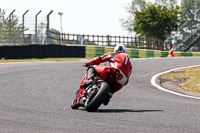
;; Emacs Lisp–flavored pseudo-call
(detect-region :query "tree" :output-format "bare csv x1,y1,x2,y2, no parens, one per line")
134,4,182,40
121,0,182,40
121,0,181,32
155,0,177,7
0,9,7,42
0,9,27,44
121,0,147,33
181,0,200,21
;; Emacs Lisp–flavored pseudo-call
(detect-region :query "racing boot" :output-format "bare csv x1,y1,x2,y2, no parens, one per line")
80,79,93,89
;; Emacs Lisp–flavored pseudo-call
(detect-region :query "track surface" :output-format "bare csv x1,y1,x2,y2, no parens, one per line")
0,58,200,133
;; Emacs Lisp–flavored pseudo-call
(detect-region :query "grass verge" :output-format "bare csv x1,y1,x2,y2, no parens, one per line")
160,67,200,93
0,58,87,63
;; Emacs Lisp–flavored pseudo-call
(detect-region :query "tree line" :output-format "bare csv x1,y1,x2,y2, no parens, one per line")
1,0,200,46
121,0,200,41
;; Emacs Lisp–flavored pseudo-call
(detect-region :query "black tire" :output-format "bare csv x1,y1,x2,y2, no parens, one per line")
71,98,80,109
84,81,110,112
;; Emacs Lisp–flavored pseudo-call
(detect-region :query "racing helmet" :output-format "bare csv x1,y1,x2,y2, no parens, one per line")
114,44,127,53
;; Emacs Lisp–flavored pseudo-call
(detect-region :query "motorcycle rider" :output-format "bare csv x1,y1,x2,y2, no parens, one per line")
81,44,132,105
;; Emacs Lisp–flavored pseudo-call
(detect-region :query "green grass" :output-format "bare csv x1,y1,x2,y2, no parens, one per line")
0,58,87,63
161,67,200,92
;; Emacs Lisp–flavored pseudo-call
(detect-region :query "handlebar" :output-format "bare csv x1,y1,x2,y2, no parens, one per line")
83,62,89,67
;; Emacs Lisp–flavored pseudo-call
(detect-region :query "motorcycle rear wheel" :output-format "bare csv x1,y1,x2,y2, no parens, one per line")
84,81,110,112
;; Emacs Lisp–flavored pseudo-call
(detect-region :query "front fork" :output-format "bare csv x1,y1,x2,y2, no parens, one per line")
76,88,86,106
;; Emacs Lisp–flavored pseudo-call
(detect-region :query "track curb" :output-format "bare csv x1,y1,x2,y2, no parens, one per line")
151,65,200,100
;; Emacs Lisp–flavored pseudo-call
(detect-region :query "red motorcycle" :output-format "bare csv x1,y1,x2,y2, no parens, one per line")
71,66,121,112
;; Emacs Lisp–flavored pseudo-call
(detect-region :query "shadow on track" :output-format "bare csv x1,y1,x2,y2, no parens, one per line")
96,109,163,113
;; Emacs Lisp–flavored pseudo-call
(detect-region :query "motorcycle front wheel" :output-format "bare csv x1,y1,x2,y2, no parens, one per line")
71,97,80,109
84,81,110,112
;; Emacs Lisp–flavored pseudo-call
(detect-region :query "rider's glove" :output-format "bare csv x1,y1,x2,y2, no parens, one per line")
83,62,89,67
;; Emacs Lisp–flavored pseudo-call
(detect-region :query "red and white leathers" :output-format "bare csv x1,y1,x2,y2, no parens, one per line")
87,52,132,93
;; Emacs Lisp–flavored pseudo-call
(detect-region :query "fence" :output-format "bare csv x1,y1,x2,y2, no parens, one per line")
0,9,53,45
0,45,85,59
49,32,169,51
0,9,169,51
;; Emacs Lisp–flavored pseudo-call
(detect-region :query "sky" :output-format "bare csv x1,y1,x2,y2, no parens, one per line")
1,0,180,37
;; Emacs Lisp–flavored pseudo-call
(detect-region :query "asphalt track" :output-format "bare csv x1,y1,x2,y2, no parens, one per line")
0,57,200,133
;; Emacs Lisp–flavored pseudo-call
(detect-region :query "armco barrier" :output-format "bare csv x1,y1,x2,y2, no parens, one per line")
192,52,200,56
131,49,139,58
161,51,169,57
86,45,200,58
86,45,96,58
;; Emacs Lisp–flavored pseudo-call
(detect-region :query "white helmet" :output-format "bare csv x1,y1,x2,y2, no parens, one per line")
114,44,127,53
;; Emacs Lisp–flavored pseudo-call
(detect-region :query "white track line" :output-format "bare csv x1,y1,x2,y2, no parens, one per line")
151,65,200,100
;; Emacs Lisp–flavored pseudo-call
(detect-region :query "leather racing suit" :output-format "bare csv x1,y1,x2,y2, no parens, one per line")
86,51,132,93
